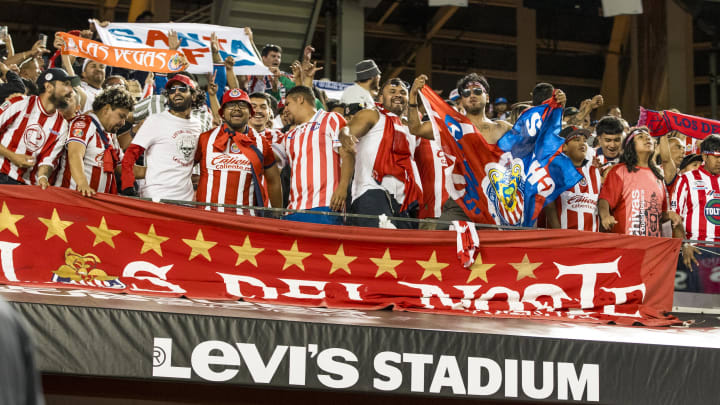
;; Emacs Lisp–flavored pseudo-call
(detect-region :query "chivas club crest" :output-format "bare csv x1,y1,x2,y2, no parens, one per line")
482,153,525,226
52,248,125,288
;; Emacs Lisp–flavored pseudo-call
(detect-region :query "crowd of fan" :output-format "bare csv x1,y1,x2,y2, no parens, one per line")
0,20,716,268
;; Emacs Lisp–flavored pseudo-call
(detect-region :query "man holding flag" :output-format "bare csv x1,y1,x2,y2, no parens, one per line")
416,74,580,228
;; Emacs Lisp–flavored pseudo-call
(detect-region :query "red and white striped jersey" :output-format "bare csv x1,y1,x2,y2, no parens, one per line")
0,95,67,184
415,137,448,218
673,165,720,242
281,110,346,210
195,125,275,213
54,113,123,193
555,163,603,231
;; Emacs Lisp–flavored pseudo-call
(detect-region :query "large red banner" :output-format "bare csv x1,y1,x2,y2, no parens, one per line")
0,186,681,325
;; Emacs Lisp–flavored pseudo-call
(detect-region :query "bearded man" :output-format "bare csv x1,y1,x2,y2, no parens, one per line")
120,73,202,200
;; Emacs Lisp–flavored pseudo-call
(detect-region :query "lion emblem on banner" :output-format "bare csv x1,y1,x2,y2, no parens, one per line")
482,153,524,226
52,248,124,288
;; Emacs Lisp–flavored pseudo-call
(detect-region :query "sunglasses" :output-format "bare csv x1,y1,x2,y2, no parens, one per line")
168,85,189,94
461,88,485,98
224,102,249,111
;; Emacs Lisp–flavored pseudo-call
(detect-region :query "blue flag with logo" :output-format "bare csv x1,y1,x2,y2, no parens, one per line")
497,102,582,226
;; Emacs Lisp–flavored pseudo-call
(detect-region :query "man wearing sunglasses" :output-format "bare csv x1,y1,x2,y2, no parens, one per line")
452,73,513,145
121,74,202,201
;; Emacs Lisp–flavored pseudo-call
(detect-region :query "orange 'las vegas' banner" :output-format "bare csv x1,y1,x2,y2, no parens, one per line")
58,32,187,73
0,186,681,326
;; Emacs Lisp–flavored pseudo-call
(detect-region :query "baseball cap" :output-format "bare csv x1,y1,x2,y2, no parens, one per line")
559,126,591,142
494,97,508,104
220,88,254,116
449,89,460,101
37,68,80,87
165,74,196,90
679,154,703,171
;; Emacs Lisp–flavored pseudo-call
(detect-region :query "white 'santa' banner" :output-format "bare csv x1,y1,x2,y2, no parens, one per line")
95,22,271,76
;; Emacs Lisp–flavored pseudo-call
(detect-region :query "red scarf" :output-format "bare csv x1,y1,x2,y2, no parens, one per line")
373,105,422,213
212,124,268,205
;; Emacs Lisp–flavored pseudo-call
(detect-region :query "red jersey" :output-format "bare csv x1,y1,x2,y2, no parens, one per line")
415,138,448,218
281,110,346,210
598,163,668,237
55,113,123,194
555,163,602,231
673,165,720,242
195,125,276,212
0,95,67,184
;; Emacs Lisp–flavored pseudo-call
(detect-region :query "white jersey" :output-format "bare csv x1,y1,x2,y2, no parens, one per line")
55,113,123,194
80,81,101,113
0,95,68,184
351,111,419,204
340,84,375,109
131,110,202,201
673,166,720,242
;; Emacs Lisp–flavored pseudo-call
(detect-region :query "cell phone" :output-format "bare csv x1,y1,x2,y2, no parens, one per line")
38,33,47,47
0,26,7,37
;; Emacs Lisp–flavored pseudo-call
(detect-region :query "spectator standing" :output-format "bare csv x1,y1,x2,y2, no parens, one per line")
280,86,351,224
55,87,134,195
195,89,282,213
493,97,509,121
345,78,427,228
0,61,25,102
673,135,720,267
79,59,106,112
598,127,680,236
592,116,625,172
544,127,602,231
120,75,202,200
0,67,76,186
340,59,380,116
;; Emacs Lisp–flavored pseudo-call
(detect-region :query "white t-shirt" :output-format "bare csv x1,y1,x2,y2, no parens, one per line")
340,83,375,109
131,110,202,201
80,81,101,113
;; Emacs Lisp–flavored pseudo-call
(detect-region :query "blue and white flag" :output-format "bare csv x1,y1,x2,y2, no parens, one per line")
497,102,582,226
95,22,271,76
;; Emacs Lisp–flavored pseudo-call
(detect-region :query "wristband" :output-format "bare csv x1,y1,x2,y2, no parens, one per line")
408,104,418,108
37,175,48,182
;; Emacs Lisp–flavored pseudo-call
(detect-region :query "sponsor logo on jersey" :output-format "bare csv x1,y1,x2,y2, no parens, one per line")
704,198,720,225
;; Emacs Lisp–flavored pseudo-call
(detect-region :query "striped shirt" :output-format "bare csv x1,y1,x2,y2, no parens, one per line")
195,125,275,213
673,165,720,242
55,113,122,194
415,137,448,218
0,95,67,184
281,110,346,210
133,95,214,133
556,163,602,231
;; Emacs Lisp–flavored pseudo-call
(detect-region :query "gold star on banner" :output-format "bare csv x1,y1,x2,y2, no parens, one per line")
0,202,23,237
278,240,312,271
323,244,357,275
509,254,542,280
86,216,122,248
182,229,217,261
371,249,403,279
230,236,264,267
134,224,169,256
466,253,496,283
38,208,73,242
417,251,450,281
